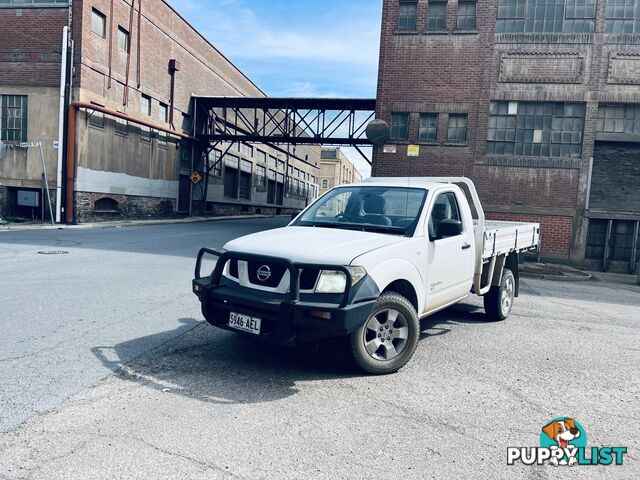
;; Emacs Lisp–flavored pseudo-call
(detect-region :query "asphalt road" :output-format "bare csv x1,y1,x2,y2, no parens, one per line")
0,217,289,436
1,219,639,479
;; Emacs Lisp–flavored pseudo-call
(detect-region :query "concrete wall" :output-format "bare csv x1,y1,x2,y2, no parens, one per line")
0,86,61,190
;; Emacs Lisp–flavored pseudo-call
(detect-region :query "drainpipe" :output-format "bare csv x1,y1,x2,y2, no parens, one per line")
122,0,136,106
56,26,69,224
137,0,142,88
65,103,77,224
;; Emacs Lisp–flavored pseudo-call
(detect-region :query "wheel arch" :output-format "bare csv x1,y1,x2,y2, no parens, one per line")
381,279,419,314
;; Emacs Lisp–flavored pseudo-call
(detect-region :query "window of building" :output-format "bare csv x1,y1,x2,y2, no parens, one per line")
224,155,240,198
141,94,151,116
585,219,608,260
398,1,418,30
419,113,438,141
268,155,277,169
256,150,267,163
277,160,285,171
447,114,468,143
427,1,447,30
322,179,330,189
457,1,477,29
1,95,28,142
496,0,595,33
255,164,267,190
391,113,409,140
117,26,129,52
487,101,585,157
209,149,222,177
239,160,252,200
158,102,168,145
88,111,105,128
605,0,637,33
596,104,640,134
91,8,106,38
115,116,128,135
140,94,151,141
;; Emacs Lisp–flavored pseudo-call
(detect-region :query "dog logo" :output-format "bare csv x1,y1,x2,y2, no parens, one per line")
256,265,272,282
508,417,627,466
540,418,584,466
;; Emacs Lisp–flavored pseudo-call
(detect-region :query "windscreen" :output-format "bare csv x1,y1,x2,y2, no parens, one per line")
294,186,428,236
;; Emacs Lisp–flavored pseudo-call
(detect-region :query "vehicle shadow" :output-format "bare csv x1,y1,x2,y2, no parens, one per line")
91,318,359,406
91,304,489,407
419,302,487,339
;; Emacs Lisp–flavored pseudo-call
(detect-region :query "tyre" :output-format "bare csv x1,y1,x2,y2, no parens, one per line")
483,268,515,321
350,292,420,375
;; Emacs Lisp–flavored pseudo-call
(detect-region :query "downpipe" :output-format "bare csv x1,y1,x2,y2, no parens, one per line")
55,26,69,224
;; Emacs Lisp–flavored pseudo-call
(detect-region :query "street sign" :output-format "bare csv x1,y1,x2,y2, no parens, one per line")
190,171,202,184
19,142,40,148
53,141,60,149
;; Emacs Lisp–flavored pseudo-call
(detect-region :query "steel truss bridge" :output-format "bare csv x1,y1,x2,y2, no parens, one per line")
189,97,377,214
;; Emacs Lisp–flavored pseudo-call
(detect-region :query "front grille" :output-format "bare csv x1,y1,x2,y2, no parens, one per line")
247,261,287,288
300,269,320,290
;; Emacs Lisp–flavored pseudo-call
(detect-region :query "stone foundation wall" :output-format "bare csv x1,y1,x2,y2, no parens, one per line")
75,192,178,223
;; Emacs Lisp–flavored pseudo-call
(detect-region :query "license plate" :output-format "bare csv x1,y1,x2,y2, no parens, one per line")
228,312,261,335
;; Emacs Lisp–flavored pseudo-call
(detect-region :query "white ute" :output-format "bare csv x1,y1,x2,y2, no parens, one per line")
193,177,540,374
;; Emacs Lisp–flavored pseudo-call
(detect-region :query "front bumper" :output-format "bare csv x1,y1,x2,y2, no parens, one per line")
192,249,379,346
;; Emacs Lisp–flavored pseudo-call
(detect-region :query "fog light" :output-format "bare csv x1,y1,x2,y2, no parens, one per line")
310,310,332,320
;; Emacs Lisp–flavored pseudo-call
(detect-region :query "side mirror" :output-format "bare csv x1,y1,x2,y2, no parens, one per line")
291,210,302,220
436,219,463,239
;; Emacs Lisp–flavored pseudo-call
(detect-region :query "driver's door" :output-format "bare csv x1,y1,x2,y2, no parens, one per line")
425,191,474,311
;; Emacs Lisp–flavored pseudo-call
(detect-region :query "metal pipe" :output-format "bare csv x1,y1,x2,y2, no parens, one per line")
122,0,136,106
136,0,142,88
56,26,69,224
71,101,193,139
107,0,114,89
65,104,77,224
38,142,55,226
478,255,497,296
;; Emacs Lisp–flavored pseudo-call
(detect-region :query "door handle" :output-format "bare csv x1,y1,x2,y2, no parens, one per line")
462,243,471,250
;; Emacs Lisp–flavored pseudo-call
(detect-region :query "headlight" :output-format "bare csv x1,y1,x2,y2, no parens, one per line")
315,267,367,293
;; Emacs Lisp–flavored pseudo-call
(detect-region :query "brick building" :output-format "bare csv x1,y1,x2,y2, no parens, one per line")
374,0,640,273
0,0,320,223
319,148,363,197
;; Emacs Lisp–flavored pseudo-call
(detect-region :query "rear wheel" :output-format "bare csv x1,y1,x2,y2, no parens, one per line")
350,292,419,375
483,268,515,321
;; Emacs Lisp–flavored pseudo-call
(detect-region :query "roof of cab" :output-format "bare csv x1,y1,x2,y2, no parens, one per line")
357,177,457,190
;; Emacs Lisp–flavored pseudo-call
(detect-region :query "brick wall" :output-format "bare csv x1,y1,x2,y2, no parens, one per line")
373,0,640,262
0,7,68,86
487,212,573,257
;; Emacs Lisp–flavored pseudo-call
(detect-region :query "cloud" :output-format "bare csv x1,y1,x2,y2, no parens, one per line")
172,0,379,170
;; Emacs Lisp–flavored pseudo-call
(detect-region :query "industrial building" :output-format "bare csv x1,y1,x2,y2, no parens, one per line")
374,0,640,273
319,147,363,197
0,0,320,224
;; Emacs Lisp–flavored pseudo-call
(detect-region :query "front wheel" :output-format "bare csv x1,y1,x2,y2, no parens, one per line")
483,268,515,321
350,292,419,375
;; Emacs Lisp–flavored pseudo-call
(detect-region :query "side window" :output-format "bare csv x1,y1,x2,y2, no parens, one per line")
429,192,461,238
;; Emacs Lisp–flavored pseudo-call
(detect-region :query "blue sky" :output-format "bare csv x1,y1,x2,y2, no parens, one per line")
174,0,382,176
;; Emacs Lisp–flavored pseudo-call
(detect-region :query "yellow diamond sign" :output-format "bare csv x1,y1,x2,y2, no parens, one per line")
190,171,202,184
